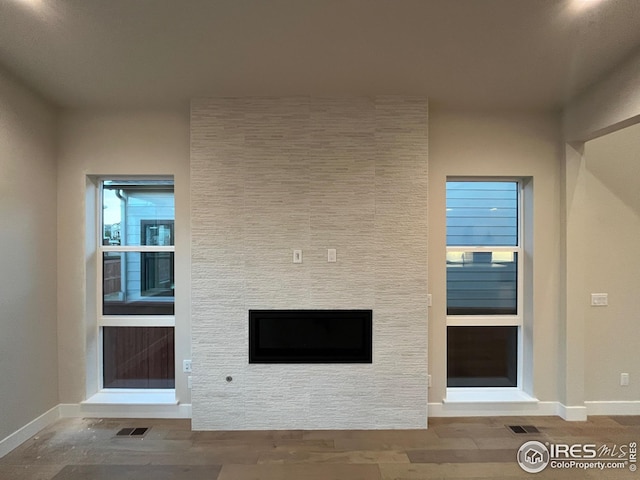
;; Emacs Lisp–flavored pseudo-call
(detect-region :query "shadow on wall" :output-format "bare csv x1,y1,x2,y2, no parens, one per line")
585,122,640,215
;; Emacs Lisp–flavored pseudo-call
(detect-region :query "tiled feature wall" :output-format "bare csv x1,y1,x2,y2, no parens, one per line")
190,97,428,429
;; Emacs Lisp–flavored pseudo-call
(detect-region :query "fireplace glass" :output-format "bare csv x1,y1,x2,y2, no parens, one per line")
249,309,373,363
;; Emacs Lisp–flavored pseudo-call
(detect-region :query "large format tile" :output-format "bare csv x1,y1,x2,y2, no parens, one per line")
3,415,639,480
257,448,410,464
308,429,440,450
50,465,221,480
380,461,621,479
217,463,382,480
0,464,64,480
433,425,514,439
407,448,515,464
611,416,640,426
379,462,524,479
471,436,538,450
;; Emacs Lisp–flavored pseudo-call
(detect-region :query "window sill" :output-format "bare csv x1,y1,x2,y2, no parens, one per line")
83,389,177,405
444,387,538,404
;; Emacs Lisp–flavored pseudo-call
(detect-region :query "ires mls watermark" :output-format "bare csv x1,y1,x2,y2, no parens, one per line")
517,440,637,474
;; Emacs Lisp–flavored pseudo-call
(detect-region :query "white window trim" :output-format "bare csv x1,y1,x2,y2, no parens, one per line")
101,245,175,253
444,387,537,404
97,317,175,328
95,178,176,395
445,179,525,394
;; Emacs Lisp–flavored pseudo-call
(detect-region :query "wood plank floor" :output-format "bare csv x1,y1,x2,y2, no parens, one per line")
1,416,638,479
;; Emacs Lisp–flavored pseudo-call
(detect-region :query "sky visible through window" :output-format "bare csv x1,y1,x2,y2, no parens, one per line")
103,188,121,226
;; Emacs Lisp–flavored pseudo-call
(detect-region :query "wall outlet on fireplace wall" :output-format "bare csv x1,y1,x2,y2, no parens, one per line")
183,359,192,373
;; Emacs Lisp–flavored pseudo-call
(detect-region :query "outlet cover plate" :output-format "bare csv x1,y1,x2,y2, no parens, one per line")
591,293,608,306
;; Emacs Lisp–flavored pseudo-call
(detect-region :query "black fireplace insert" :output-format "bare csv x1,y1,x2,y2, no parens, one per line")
249,309,372,363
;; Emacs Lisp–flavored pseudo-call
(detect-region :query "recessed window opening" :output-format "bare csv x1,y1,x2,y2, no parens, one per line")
99,178,175,389
446,180,523,389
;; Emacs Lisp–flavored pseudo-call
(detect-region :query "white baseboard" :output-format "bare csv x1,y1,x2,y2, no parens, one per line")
556,403,588,421
0,405,60,458
585,401,640,416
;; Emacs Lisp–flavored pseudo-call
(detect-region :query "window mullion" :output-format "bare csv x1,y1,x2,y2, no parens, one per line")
446,246,518,253
101,245,175,253
99,316,176,328
446,315,522,327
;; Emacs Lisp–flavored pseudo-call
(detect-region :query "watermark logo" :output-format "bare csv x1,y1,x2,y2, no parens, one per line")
517,441,550,473
517,441,637,473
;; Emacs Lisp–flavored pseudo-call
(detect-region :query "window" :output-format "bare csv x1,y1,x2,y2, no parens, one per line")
140,220,174,298
99,179,175,389
446,180,522,388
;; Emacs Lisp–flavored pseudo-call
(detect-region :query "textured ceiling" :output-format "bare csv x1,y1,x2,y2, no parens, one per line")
1,0,640,109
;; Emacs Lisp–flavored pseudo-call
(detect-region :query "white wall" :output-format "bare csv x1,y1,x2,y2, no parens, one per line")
563,47,640,142
428,108,562,404
0,68,58,441
562,48,640,414
56,108,190,403
190,97,429,429
583,123,640,402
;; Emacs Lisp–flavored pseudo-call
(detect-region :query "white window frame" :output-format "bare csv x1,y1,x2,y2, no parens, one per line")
445,177,524,389
96,177,176,391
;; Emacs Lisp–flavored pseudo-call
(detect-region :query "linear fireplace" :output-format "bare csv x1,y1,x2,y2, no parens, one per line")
249,309,373,364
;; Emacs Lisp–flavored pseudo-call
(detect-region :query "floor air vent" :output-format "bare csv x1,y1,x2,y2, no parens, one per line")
507,425,540,434
116,427,149,437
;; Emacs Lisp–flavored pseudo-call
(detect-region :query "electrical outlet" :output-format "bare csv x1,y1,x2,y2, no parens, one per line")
183,359,192,373
187,376,193,389
621,373,629,386
591,293,608,306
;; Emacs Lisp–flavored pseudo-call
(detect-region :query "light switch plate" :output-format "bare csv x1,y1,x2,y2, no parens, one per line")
591,293,608,306
293,250,302,263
